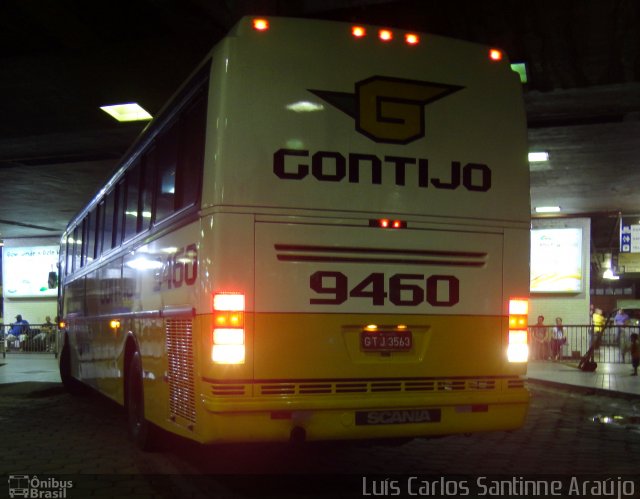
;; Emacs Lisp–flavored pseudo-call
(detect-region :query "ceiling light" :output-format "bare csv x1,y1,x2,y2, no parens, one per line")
603,269,620,280
100,103,152,122
535,206,561,213
528,152,549,162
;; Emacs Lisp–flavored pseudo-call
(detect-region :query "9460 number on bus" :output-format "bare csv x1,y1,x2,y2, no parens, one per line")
309,271,459,307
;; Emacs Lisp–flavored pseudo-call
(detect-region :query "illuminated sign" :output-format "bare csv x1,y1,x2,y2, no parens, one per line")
2,246,59,298
620,224,640,253
530,228,582,293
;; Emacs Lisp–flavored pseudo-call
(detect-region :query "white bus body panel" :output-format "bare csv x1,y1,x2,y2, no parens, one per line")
202,18,529,223
255,221,502,315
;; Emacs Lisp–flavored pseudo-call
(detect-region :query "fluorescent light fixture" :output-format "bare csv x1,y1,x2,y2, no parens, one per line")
528,152,549,162
535,206,561,213
100,103,152,122
510,62,527,83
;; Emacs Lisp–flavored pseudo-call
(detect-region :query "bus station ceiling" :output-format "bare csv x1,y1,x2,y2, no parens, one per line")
1,0,639,254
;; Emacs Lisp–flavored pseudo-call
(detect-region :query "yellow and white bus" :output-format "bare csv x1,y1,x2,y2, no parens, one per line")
58,16,530,448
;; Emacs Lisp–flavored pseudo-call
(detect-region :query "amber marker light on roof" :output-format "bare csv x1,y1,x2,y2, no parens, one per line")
352,26,366,38
253,18,269,31
378,29,393,41
405,33,419,45
489,48,503,61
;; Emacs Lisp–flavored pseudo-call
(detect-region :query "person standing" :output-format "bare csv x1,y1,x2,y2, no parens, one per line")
630,333,639,376
550,317,565,361
531,315,547,360
614,308,629,345
591,308,605,348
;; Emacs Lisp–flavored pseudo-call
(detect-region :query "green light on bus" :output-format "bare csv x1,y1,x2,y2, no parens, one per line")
510,63,527,84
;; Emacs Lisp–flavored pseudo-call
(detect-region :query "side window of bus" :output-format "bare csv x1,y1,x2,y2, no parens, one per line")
154,123,179,223
60,242,67,278
71,226,79,273
79,217,87,268
141,149,155,232
102,189,116,253
66,228,75,275
95,201,104,258
123,161,141,241
176,91,206,210
86,208,96,264
114,179,125,248
83,212,92,265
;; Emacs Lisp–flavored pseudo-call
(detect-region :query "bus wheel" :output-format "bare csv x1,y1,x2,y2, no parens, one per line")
59,341,86,396
126,351,159,451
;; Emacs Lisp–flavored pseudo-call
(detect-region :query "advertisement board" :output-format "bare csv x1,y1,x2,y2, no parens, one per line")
2,245,59,298
530,228,583,293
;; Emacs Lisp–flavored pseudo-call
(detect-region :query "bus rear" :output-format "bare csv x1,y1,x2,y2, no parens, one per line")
196,17,529,442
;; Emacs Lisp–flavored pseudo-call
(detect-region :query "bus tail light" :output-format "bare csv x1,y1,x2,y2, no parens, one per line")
212,292,245,364
507,298,529,362
370,218,407,229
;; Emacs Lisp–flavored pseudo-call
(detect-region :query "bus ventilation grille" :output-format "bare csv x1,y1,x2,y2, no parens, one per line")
507,379,526,389
257,378,499,396
166,318,196,424
211,384,246,396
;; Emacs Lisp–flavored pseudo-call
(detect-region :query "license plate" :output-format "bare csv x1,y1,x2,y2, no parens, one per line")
360,330,412,352
355,408,441,426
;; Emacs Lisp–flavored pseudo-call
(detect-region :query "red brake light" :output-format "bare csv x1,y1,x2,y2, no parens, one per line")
508,297,529,363
212,292,245,364
213,292,245,311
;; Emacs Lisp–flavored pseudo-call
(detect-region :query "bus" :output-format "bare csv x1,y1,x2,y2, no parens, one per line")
58,16,530,449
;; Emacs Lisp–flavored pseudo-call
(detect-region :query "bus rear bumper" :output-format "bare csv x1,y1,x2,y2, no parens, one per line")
197,388,529,444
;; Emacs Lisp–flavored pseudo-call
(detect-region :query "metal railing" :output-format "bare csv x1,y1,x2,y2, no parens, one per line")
1,321,634,364
0,323,59,358
528,324,638,364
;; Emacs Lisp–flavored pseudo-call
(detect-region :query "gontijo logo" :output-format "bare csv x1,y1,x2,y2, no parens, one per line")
309,76,463,144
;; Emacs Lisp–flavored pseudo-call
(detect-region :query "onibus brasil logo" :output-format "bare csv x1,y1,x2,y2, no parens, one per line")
8,475,73,498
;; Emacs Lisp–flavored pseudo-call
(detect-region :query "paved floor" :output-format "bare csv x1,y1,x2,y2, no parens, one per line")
1,353,639,397
0,353,59,385
527,359,640,396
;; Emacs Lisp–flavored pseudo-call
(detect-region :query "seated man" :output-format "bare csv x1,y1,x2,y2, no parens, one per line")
5,314,30,348
32,316,55,351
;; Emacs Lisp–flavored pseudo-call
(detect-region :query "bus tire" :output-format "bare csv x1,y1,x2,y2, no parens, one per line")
59,340,86,396
126,350,159,451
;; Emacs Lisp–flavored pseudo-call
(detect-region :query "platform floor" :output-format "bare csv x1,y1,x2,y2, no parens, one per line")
1,354,639,397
